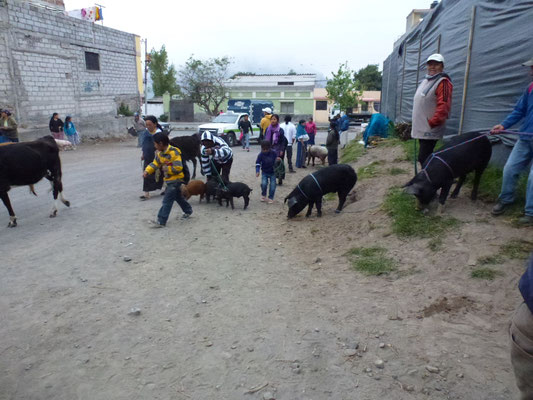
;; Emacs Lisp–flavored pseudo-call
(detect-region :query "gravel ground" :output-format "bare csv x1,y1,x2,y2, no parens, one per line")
0,130,526,400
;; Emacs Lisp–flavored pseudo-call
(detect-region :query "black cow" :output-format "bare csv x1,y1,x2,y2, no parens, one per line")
0,136,70,227
170,134,201,179
285,164,357,218
404,131,492,208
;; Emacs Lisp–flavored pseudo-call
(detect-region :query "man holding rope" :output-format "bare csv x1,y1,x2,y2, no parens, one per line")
200,131,233,184
491,57,533,226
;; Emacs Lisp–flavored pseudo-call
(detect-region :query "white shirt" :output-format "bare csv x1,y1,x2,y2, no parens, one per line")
282,122,296,146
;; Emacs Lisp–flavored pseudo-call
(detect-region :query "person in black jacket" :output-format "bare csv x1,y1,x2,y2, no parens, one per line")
510,254,533,398
326,121,340,165
238,114,253,152
49,113,64,140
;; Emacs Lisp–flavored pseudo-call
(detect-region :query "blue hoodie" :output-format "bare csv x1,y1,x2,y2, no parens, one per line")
502,82,533,140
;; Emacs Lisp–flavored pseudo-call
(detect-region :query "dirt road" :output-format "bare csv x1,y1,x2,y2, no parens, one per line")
0,133,528,399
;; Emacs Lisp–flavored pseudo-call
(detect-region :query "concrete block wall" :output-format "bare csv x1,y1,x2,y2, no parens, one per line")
0,0,141,139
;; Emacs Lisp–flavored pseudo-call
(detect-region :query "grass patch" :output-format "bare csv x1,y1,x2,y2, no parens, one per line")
340,140,365,163
383,188,460,238
471,268,502,280
465,165,527,217
357,161,383,180
477,254,504,265
428,237,443,252
323,192,336,201
345,246,396,276
501,239,533,260
388,167,407,176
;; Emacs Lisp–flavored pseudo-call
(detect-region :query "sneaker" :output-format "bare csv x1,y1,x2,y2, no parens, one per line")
247,148,250,152
267,199,274,204
491,202,511,216
289,169,296,173
261,196,267,202
181,213,192,219
149,220,165,228
517,215,533,226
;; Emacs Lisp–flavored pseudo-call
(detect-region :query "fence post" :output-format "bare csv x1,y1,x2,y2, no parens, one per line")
458,5,477,135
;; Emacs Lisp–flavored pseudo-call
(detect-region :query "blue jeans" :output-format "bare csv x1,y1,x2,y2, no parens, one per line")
157,181,192,225
261,172,276,199
242,133,250,149
499,139,533,216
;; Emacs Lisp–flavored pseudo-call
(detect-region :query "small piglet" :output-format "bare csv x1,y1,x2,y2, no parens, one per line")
216,182,252,210
285,164,357,218
307,145,328,166
405,131,492,208
205,179,219,203
181,180,206,201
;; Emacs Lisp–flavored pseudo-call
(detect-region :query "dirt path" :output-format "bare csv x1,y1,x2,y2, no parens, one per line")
0,134,530,399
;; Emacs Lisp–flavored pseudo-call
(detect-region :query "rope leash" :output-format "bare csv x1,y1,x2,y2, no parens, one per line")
209,158,228,191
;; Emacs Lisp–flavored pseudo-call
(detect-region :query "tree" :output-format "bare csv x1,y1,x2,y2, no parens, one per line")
354,64,382,91
178,56,231,116
148,45,180,97
326,63,361,112
287,69,297,75
230,71,256,79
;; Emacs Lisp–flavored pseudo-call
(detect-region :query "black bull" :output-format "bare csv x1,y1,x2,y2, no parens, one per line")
0,136,70,227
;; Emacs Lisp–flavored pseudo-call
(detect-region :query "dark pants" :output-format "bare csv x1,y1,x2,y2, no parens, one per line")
418,139,438,167
285,146,294,171
328,148,338,165
213,158,233,184
157,181,192,225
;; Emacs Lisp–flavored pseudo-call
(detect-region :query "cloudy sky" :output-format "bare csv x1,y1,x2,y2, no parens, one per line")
64,0,433,79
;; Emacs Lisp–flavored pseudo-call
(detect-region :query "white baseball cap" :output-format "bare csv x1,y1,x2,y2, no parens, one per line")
522,57,533,67
262,107,272,114
427,53,444,64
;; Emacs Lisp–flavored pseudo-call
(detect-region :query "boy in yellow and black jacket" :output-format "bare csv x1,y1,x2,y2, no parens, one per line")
143,133,192,227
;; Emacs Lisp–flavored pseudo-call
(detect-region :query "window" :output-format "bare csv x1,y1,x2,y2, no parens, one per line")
280,102,294,114
315,101,327,111
85,52,100,71
277,82,294,86
373,102,381,112
361,102,369,112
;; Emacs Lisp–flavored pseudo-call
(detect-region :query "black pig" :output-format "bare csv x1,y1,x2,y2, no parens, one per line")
216,182,252,210
405,131,492,207
205,179,219,203
284,164,357,218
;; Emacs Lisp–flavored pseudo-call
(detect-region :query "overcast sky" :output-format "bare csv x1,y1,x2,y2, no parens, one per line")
64,0,434,79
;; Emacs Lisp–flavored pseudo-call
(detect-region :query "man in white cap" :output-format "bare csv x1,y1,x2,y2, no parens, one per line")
260,107,272,142
491,57,533,226
411,53,453,167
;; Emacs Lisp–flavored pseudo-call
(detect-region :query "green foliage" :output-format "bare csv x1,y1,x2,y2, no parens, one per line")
353,64,382,90
340,140,365,163
178,55,231,116
323,192,337,201
117,102,133,116
477,254,504,265
345,247,396,276
388,167,407,176
287,69,297,75
471,268,502,280
500,239,533,260
149,45,180,96
326,62,361,112
159,114,168,122
358,161,383,180
230,71,256,79
383,188,460,238
467,165,527,206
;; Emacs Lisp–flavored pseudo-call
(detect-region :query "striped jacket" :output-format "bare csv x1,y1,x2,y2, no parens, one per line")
200,136,233,176
145,145,185,182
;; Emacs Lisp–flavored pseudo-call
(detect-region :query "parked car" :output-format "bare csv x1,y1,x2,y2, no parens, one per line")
198,112,260,147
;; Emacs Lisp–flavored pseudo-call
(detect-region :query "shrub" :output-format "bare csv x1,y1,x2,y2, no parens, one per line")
117,102,134,116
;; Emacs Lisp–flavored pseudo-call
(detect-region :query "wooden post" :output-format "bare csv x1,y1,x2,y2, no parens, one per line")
458,6,476,135
415,34,423,89
398,42,407,116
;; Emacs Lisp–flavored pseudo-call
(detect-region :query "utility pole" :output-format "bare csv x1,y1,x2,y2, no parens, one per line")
142,38,148,116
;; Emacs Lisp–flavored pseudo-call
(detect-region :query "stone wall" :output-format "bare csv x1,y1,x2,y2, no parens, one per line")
0,0,141,139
